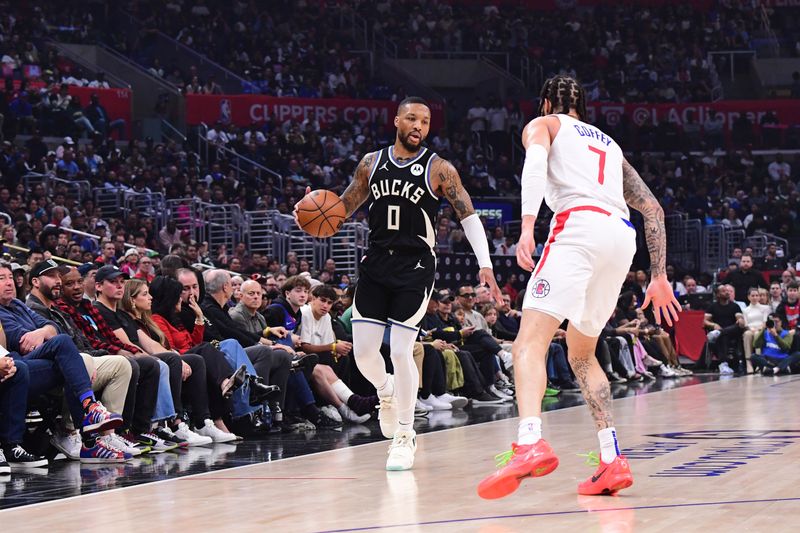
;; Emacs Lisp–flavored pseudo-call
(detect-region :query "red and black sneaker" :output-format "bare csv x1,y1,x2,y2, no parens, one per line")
578,455,633,495
477,440,559,500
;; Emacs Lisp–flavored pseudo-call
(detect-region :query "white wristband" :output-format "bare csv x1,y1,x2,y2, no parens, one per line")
461,213,493,270
521,144,548,217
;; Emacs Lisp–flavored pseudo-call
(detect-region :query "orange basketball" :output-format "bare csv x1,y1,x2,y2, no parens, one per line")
296,189,346,238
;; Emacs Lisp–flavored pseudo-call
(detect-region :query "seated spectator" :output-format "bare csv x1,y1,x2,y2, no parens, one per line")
705,285,746,375
742,287,772,373
297,284,375,423
776,282,800,329
752,314,799,375
768,282,784,312
760,243,786,271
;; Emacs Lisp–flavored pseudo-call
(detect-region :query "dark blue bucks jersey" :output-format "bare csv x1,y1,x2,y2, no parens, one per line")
365,146,441,252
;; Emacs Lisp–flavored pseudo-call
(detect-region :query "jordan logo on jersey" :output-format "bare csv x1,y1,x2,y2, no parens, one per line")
531,279,550,298
413,260,424,270
378,161,389,171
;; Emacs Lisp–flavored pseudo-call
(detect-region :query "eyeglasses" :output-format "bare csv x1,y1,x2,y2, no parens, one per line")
459,293,475,298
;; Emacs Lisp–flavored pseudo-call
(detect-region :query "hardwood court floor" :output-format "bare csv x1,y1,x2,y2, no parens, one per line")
2,375,799,532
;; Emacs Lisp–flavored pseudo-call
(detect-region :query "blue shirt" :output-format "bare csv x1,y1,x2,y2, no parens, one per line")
0,298,57,353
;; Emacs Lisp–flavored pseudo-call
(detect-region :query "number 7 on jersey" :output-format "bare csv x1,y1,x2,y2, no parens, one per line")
588,146,607,185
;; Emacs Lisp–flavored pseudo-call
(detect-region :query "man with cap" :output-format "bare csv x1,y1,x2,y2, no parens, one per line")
78,262,99,300
0,260,127,463
421,290,503,405
26,260,136,460
92,265,184,451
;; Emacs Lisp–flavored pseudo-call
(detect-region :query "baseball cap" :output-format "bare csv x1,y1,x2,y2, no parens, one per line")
30,259,60,278
430,291,454,303
77,262,100,277
95,265,128,283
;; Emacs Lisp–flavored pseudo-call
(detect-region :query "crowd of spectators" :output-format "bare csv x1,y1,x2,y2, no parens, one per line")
112,0,397,99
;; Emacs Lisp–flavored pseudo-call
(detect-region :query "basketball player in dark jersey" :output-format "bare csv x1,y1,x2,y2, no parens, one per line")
296,97,503,470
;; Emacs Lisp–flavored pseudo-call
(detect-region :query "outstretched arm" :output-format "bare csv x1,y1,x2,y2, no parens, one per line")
622,158,665,277
339,151,378,217
432,158,503,303
623,158,680,325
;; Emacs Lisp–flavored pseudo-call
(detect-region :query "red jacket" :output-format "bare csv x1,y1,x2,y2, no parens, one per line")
152,314,204,354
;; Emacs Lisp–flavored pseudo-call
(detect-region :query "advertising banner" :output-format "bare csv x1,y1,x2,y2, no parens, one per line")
186,94,445,129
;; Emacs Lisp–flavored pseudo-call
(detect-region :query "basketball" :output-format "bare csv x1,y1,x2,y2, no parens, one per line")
296,189,346,238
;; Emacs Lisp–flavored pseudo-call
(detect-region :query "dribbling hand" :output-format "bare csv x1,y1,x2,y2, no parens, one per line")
292,186,312,225
515,231,536,272
641,274,682,327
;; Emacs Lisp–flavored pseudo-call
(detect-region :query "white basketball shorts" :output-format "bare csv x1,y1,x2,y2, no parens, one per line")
522,205,637,337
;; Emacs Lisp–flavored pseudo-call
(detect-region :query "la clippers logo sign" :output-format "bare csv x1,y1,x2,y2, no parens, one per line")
531,279,550,298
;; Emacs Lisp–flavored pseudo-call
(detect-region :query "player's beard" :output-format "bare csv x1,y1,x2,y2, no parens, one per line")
398,129,424,153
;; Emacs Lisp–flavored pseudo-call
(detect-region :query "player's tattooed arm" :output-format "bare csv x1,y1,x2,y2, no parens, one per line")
434,157,475,220
622,158,667,278
339,151,376,217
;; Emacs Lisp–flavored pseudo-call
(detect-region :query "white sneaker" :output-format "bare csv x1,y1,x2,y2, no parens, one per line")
196,420,237,443
719,362,735,375
489,385,514,402
674,365,692,376
104,433,144,457
386,429,417,471
660,364,677,378
50,432,82,461
499,350,514,370
378,375,398,439
418,394,452,411
321,405,343,423
173,422,213,446
415,398,433,413
338,404,370,424
436,392,468,409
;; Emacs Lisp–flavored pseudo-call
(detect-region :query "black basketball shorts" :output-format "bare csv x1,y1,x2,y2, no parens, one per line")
352,247,436,331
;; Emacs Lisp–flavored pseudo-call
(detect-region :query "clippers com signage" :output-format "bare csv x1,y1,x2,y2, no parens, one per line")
186,95,444,128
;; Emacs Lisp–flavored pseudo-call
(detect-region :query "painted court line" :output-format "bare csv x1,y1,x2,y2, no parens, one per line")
178,476,357,481
315,496,800,532
770,377,800,387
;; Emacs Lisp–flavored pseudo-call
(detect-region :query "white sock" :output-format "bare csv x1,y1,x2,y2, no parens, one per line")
517,416,542,445
331,379,353,404
389,323,420,427
598,427,620,464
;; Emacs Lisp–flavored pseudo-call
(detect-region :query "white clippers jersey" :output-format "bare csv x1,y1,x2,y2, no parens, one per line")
545,114,630,219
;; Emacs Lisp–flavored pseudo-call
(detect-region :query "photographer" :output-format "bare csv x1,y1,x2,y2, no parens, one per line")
752,314,799,375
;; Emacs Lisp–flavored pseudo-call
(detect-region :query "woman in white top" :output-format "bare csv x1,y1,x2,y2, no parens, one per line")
743,287,772,373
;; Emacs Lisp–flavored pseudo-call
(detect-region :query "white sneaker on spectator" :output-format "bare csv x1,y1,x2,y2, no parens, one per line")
498,350,514,370
718,362,735,375
386,429,417,471
173,422,213,446
660,364,677,378
489,385,514,402
674,365,692,376
436,393,468,409
321,405,343,423
196,420,237,443
50,431,82,461
415,398,433,414
102,434,143,457
378,375,399,438
418,394,452,411
338,404,370,424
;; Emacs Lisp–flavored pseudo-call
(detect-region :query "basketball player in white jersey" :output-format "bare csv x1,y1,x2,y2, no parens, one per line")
478,76,681,499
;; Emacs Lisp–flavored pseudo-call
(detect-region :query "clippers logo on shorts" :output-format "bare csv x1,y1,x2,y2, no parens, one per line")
531,279,550,298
